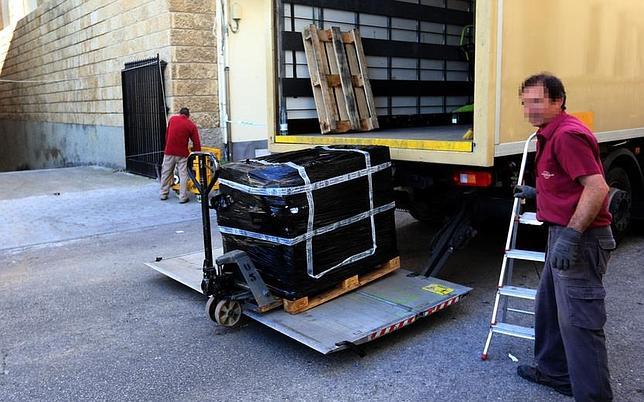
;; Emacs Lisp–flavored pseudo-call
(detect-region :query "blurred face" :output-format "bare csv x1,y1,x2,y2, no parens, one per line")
520,84,564,127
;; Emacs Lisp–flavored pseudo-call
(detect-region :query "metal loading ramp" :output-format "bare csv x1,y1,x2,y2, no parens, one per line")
146,251,471,354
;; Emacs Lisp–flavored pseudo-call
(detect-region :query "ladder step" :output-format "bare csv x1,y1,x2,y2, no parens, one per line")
519,212,543,226
498,285,537,300
491,322,535,340
506,249,546,262
507,308,535,315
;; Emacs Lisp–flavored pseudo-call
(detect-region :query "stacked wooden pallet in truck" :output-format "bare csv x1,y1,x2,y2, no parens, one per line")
302,24,378,134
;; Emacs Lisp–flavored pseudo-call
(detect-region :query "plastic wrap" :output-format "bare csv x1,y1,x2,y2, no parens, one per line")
215,145,398,300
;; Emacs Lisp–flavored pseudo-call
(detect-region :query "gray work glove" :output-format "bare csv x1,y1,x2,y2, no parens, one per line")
514,185,536,200
549,227,582,270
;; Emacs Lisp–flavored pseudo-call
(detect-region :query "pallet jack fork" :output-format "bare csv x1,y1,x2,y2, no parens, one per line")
147,151,471,354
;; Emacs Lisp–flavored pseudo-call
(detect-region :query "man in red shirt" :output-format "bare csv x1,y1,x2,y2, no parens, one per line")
515,74,615,401
160,107,201,203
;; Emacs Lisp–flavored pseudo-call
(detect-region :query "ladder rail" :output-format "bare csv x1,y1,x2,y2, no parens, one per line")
500,214,520,323
503,132,537,254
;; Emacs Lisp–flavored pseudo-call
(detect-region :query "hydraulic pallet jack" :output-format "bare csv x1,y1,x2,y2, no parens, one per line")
146,151,471,354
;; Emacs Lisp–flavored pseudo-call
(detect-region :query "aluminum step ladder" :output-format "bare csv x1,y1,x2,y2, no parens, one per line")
481,132,544,360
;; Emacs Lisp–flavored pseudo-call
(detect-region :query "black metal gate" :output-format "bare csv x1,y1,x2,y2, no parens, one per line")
121,55,168,178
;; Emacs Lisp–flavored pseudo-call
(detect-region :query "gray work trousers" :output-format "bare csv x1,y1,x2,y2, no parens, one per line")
160,154,189,201
535,225,615,401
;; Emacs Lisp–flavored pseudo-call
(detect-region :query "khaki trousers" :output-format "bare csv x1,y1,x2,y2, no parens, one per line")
160,155,189,201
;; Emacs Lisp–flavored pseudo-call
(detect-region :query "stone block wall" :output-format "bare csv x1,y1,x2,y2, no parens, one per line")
167,0,219,146
0,0,221,171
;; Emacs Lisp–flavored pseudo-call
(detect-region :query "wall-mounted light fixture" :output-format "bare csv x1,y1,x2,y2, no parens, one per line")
229,3,242,33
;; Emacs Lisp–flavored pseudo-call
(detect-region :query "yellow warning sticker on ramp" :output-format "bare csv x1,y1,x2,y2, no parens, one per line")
423,284,454,295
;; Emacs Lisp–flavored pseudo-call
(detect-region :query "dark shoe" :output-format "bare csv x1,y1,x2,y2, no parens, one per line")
179,198,189,204
517,365,573,397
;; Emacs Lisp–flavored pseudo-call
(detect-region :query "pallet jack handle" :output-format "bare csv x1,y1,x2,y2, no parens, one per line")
187,152,220,270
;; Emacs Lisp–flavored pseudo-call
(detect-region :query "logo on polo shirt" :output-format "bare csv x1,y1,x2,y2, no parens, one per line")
540,170,555,179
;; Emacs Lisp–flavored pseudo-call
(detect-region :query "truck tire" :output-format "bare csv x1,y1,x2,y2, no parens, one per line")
408,192,457,224
606,167,632,242
408,198,440,223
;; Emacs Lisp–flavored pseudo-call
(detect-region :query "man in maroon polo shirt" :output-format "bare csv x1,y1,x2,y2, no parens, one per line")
515,74,615,401
160,107,201,203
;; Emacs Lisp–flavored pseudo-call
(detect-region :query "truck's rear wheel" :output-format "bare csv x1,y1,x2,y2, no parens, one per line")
408,190,457,224
408,198,440,223
606,167,632,242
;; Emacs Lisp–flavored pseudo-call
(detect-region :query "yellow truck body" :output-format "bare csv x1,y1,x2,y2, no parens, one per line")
223,0,644,167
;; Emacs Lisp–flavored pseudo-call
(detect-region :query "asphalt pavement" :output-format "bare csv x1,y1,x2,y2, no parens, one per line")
0,167,642,401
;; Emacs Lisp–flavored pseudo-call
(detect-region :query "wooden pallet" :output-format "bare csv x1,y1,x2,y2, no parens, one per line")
283,256,400,314
302,24,379,134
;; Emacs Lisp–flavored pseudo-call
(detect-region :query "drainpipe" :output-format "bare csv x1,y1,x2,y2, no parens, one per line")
276,1,288,135
215,0,233,162
493,0,504,146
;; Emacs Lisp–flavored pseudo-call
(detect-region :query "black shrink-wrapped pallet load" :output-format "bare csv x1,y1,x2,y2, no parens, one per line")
215,145,398,300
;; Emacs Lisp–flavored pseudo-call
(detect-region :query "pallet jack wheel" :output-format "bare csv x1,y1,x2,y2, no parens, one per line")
206,297,243,327
205,296,219,322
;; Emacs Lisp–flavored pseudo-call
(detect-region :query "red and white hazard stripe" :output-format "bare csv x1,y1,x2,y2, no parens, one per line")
419,295,461,317
368,316,417,341
366,295,462,341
